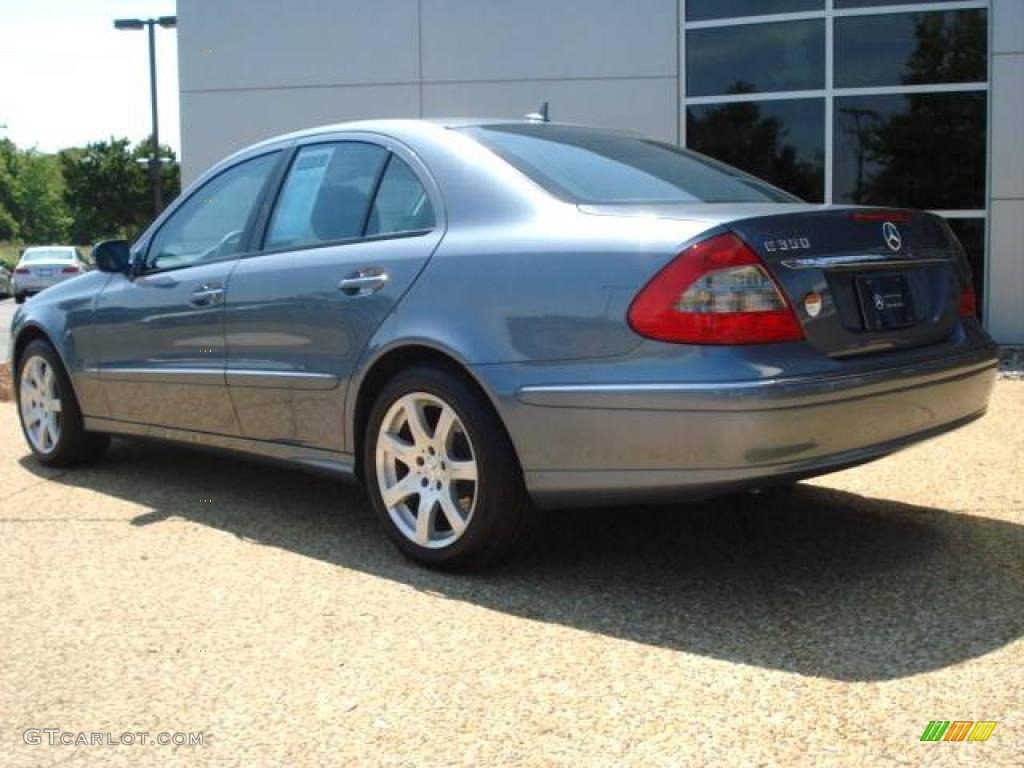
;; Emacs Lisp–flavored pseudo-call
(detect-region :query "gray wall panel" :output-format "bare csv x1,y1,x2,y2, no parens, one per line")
422,78,678,143
420,0,677,81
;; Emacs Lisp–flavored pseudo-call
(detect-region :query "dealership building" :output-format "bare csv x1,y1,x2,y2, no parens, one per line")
177,0,1023,342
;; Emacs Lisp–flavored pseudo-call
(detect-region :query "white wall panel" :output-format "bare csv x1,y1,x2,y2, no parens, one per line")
420,0,677,81
178,0,420,92
180,85,419,183
990,56,1024,201
992,0,1024,55
987,199,1024,343
423,78,678,143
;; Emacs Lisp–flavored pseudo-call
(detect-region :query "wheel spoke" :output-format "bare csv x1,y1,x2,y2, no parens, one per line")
379,432,416,466
402,397,432,447
438,493,467,537
448,460,477,483
381,474,419,509
44,416,58,450
434,405,457,449
415,494,436,544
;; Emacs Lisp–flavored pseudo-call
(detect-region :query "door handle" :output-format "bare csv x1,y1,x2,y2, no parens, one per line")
338,269,388,297
189,282,225,307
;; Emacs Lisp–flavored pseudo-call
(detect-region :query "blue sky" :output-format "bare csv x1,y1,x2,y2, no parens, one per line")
0,0,179,153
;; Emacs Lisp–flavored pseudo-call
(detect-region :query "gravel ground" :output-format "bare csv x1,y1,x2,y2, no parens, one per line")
1,383,1022,767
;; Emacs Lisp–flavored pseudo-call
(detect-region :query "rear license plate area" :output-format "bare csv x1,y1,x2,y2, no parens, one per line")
855,273,915,330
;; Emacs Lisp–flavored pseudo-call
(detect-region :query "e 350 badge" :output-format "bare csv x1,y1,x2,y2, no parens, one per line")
763,237,811,253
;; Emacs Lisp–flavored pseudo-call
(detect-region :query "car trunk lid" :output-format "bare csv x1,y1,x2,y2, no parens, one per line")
723,208,968,357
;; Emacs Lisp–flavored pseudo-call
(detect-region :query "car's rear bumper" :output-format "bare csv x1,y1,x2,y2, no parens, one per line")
12,276,68,294
486,342,998,507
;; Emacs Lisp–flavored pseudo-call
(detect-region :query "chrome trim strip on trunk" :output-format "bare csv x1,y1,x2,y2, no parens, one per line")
82,416,356,479
780,254,954,270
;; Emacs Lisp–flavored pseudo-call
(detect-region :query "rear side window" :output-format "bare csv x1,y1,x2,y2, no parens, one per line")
366,157,435,236
266,142,388,249
460,124,799,204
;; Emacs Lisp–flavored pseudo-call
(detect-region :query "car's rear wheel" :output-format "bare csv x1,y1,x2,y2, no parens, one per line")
15,293,26,304
363,364,535,570
16,340,110,466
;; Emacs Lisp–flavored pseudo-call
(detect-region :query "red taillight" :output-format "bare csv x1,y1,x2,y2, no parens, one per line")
15,267,29,274
959,285,977,319
627,233,804,345
61,266,80,274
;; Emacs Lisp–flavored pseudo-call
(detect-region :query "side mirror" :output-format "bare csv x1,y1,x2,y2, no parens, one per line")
92,240,132,274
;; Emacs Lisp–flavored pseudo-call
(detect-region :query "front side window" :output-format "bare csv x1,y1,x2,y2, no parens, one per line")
462,124,799,204
265,142,388,250
366,157,435,236
147,152,279,271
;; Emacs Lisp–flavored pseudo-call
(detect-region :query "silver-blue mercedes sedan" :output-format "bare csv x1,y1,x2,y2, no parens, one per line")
9,119,998,569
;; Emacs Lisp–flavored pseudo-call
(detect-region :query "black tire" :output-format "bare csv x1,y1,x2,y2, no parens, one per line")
15,339,110,467
363,364,536,570
15,293,25,304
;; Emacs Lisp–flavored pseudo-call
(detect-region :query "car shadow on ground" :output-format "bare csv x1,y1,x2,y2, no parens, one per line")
19,437,1024,682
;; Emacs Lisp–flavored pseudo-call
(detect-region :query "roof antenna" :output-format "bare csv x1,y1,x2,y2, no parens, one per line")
526,101,550,123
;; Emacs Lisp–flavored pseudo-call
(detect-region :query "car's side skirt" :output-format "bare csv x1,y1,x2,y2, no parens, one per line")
82,416,357,480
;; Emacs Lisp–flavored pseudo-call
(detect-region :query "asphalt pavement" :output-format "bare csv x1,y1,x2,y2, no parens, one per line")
1,382,1022,766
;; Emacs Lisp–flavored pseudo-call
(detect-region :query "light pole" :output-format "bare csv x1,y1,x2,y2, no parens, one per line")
114,15,177,215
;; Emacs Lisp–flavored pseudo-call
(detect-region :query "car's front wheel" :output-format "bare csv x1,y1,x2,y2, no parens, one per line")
16,339,110,466
363,364,535,570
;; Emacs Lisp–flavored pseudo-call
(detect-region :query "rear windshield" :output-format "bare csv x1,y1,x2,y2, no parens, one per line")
459,124,800,205
22,249,75,262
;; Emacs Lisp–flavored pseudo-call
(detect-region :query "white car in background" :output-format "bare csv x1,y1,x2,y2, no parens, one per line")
0,264,11,297
12,246,90,303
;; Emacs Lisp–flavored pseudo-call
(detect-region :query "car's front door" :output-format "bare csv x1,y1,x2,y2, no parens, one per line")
222,137,443,451
93,150,283,433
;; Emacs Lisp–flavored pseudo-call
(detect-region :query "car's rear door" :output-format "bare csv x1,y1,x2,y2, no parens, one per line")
222,134,444,451
93,150,284,433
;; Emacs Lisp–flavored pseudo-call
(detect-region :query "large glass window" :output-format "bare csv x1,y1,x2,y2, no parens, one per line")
686,0,822,22
147,152,279,271
686,20,825,97
833,92,985,209
835,10,987,88
266,142,387,250
687,98,825,202
682,1,989,314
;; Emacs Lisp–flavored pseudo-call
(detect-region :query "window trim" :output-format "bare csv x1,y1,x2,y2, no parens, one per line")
251,135,442,258
139,148,286,276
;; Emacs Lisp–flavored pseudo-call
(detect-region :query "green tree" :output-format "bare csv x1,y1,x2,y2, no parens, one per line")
60,139,147,243
60,137,181,244
0,138,21,240
12,150,71,242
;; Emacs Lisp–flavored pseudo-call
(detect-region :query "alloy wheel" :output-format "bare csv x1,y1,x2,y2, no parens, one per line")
375,392,479,549
19,355,63,454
